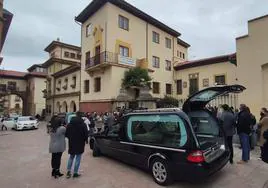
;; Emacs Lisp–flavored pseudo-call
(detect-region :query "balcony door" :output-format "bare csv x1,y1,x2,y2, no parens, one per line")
95,45,101,65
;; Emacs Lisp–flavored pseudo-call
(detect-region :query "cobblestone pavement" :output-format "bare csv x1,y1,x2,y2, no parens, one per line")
0,122,267,188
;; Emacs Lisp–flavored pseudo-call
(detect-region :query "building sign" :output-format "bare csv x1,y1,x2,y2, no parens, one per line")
203,78,209,87
118,55,136,66
183,81,187,88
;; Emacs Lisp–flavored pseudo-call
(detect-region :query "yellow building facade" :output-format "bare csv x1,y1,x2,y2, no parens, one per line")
173,54,238,108
0,0,13,64
42,40,81,118
0,69,47,116
236,14,268,118
76,0,190,112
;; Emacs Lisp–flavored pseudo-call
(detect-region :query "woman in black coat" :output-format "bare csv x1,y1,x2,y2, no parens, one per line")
262,130,268,163
65,112,88,178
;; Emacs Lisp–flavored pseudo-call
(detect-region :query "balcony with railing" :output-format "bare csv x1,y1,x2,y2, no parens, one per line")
85,51,137,72
42,89,52,98
0,84,20,93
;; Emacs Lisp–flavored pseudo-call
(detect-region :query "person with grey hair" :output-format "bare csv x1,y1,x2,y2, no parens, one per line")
49,116,66,178
220,104,236,164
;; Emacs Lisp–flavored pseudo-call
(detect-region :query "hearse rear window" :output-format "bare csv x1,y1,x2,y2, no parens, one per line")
188,111,220,136
127,114,187,148
190,90,220,101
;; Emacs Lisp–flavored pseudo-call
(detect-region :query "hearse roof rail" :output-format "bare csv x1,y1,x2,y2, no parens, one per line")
132,108,182,113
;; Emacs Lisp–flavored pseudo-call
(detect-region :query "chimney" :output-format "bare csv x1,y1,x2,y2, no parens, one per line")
57,37,60,42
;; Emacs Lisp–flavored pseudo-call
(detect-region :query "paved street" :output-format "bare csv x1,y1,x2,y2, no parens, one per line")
0,122,267,188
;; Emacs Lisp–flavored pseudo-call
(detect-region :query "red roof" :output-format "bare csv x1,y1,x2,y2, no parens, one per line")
0,70,27,78
26,72,47,78
0,70,47,79
174,53,236,71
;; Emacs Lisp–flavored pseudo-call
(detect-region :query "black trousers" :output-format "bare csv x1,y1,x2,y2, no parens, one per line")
51,152,63,170
226,136,233,162
261,146,264,158
1,124,7,131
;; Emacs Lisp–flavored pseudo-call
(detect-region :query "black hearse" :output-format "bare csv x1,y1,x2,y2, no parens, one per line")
90,85,245,185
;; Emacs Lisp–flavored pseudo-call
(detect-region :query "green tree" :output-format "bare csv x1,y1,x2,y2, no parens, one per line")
122,67,152,89
156,96,179,108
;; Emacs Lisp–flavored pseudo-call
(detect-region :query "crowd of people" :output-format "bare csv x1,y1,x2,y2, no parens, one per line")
47,105,268,179
49,112,88,179
210,104,268,164
48,110,124,179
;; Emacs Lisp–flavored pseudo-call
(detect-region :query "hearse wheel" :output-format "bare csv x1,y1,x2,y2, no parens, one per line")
150,158,173,186
89,139,94,150
92,143,101,157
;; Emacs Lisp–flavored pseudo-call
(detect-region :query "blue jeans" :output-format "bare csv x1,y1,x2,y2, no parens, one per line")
239,133,250,161
67,154,82,174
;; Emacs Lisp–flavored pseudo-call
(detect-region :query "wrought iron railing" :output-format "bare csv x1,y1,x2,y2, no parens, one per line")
85,51,118,69
0,85,20,93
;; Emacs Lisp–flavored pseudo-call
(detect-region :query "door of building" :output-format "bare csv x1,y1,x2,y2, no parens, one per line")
189,73,199,96
95,45,101,65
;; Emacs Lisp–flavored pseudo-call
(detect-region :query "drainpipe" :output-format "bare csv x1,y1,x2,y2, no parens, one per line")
146,22,148,61
172,37,176,98
52,77,56,115
105,21,107,52
75,19,82,111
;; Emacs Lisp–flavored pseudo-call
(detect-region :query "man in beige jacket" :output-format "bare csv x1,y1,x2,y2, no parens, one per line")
259,108,268,158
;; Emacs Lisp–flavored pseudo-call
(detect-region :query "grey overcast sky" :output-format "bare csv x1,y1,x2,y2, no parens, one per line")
2,0,268,72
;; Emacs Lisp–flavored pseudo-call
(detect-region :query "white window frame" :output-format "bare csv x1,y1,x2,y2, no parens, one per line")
152,56,160,68
119,46,129,57
152,31,160,43
119,15,129,30
86,23,92,37
165,60,171,71
165,38,172,49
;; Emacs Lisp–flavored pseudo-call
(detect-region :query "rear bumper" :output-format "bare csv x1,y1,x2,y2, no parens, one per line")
172,151,230,181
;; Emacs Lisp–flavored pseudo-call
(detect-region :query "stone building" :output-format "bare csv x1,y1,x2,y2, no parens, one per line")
42,40,81,118
75,0,190,112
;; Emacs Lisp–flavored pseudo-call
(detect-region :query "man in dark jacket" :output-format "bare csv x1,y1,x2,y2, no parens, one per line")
236,104,252,164
220,104,236,164
65,112,88,178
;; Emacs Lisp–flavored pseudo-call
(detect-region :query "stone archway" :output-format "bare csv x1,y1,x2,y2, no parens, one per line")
70,101,77,112
62,101,68,113
56,102,61,113
0,91,28,115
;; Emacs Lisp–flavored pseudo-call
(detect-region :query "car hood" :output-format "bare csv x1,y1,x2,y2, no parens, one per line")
17,121,36,124
183,84,246,112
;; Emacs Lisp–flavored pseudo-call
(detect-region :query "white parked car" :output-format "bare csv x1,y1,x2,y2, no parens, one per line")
2,117,16,129
15,116,39,130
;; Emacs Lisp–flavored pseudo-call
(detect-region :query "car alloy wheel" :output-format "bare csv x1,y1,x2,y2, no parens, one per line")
153,162,167,183
89,139,94,150
150,158,173,186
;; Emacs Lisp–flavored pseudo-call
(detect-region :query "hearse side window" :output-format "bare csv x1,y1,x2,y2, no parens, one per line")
107,123,121,137
127,114,187,148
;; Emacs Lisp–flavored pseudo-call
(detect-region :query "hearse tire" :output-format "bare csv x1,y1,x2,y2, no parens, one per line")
150,158,173,186
89,139,94,150
92,143,101,157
